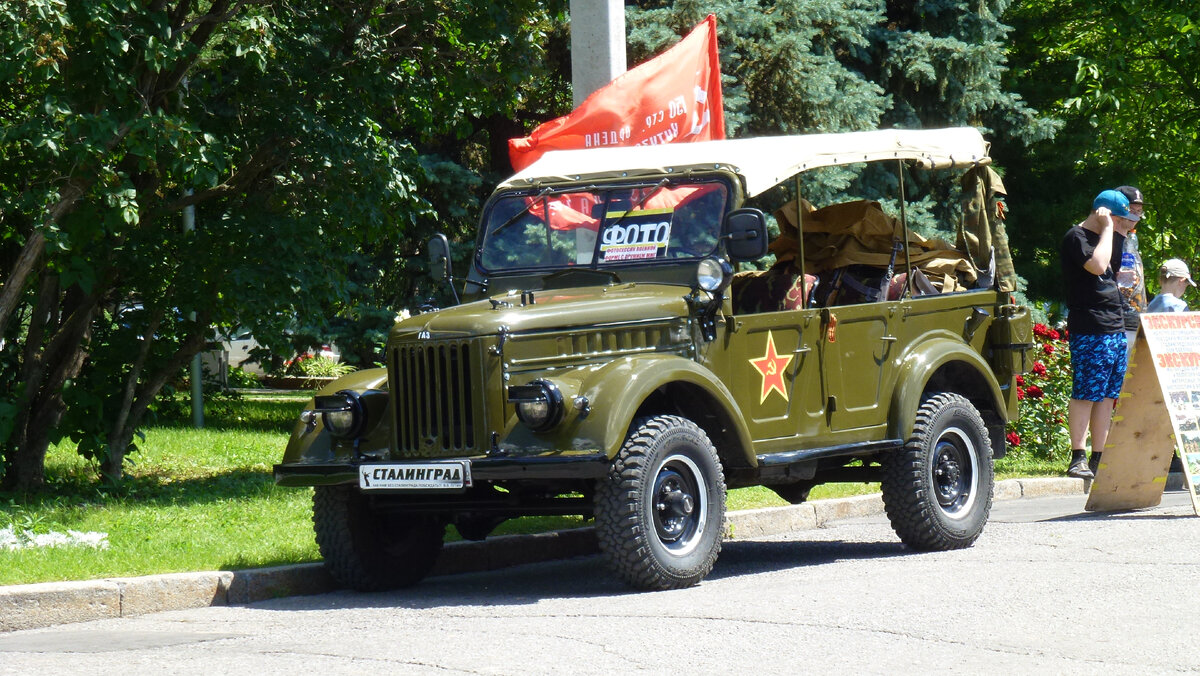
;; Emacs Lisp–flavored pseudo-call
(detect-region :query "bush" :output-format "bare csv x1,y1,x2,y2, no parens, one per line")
227,366,261,389
284,354,355,378
1005,323,1072,462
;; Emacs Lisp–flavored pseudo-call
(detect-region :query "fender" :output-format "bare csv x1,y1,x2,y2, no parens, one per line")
505,354,755,466
888,333,1006,443
281,368,390,464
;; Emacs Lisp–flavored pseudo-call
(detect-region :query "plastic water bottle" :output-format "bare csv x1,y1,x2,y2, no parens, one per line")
1117,231,1139,289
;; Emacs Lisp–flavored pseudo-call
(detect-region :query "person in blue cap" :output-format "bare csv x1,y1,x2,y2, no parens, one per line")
1058,189,1141,479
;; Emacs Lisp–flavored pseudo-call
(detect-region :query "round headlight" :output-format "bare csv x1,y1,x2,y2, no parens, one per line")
316,391,366,439
323,409,358,437
509,379,565,432
696,257,731,293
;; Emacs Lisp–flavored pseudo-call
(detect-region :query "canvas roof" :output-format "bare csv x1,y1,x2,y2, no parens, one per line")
500,127,990,198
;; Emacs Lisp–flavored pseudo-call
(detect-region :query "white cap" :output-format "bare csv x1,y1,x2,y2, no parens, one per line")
1161,258,1197,286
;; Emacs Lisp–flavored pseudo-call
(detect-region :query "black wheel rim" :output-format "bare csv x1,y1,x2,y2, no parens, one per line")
931,426,978,519
651,454,707,555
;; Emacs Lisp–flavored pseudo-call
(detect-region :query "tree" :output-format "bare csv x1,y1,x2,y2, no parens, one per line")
1000,0,1200,303
626,0,1056,243
0,1,567,489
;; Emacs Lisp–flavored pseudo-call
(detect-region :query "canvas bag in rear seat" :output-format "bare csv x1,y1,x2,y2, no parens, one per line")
774,199,977,290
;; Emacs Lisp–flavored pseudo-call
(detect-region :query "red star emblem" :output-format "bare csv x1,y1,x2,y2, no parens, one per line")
749,331,793,404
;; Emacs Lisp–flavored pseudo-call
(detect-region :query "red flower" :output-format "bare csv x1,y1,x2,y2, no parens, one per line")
1016,374,1026,386
1043,343,1055,355
1006,431,1021,447
1016,386,1025,400
1026,385,1045,399
1033,323,1050,338
1062,329,1069,340
1048,329,1061,340
1032,362,1047,377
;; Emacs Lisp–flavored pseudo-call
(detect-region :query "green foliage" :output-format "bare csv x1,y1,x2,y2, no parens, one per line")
0,1,569,487
226,366,260,389
627,0,1056,240
1005,322,1072,462
284,355,355,379
1001,0,1200,302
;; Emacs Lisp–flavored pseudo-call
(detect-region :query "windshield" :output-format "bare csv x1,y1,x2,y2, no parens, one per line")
478,180,729,272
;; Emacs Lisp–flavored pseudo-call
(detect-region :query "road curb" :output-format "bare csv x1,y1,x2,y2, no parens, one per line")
0,477,1085,632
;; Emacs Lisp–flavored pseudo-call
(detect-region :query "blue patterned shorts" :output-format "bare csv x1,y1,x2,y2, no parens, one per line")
1069,332,1127,402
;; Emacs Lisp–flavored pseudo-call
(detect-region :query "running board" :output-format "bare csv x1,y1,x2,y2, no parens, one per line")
756,438,903,468
727,438,903,486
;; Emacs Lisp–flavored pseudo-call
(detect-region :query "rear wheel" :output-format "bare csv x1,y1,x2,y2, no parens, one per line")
595,415,726,590
313,485,445,591
881,392,994,550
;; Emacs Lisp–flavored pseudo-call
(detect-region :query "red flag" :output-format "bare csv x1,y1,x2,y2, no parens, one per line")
508,14,725,172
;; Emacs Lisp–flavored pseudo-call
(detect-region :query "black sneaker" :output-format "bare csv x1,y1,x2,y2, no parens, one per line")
1067,457,1095,480
1088,452,1102,477
1169,453,1184,474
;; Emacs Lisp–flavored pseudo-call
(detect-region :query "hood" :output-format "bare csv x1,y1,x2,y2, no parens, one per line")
391,283,692,340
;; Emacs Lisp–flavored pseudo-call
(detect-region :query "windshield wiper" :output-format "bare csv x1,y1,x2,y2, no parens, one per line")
489,187,554,237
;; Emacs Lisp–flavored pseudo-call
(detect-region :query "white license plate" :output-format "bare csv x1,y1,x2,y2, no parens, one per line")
358,461,471,490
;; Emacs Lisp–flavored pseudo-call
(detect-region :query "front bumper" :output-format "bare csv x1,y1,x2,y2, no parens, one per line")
274,452,611,487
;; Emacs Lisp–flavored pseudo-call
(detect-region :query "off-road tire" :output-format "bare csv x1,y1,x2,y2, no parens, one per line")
881,392,994,551
312,485,445,591
595,415,726,590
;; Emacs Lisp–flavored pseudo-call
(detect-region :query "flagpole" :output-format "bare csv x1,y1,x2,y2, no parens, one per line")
569,0,627,107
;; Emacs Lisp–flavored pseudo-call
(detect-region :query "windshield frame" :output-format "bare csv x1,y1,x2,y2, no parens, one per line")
473,175,735,277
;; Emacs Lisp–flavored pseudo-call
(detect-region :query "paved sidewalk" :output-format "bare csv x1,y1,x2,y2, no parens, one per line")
0,477,1087,632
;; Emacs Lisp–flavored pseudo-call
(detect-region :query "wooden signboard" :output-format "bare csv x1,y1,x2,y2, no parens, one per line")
1086,312,1200,514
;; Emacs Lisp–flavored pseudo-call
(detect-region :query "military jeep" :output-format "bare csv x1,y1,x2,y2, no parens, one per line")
274,127,1031,592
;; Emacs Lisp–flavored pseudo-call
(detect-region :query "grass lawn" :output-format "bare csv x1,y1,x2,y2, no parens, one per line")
0,392,1060,586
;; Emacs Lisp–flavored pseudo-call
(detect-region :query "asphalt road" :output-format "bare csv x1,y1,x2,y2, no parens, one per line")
1,491,1197,675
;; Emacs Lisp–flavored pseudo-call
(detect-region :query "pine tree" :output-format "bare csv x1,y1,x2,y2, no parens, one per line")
627,0,1056,253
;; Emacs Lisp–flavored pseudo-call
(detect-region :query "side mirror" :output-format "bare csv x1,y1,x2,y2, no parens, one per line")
427,233,452,282
426,233,460,305
723,208,768,262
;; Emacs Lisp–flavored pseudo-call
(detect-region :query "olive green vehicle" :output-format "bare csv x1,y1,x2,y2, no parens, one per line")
274,127,1032,592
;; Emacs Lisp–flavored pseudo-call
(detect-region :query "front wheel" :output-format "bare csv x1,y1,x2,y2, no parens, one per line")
595,415,726,590
313,485,445,591
881,392,994,551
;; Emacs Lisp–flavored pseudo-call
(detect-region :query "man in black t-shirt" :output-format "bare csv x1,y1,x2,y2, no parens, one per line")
1058,189,1141,479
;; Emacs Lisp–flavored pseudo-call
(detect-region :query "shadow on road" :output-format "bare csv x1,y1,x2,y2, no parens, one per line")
1037,509,1196,524
710,538,908,581
246,537,909,613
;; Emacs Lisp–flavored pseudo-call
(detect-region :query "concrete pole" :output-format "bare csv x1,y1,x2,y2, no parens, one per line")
183,191,203,429
569,0,627,107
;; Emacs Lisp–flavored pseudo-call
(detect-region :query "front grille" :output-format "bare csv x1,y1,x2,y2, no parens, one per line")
391,339,482,455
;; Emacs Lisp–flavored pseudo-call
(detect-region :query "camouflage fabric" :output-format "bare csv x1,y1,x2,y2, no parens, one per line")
957,164,1016,293
731,263,816,313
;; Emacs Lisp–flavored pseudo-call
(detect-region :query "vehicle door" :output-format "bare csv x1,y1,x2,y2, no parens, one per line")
818,299,899,432
726,307,826,448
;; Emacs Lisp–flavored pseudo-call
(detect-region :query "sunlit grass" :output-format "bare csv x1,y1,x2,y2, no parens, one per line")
0,392,319,586
0,390,1057,586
